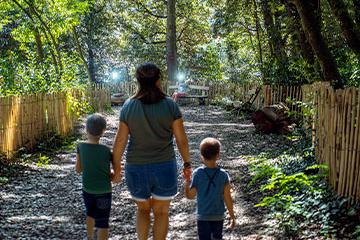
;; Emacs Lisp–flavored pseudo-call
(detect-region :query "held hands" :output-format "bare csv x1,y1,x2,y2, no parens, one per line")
182,161,192,182
110,169,122,184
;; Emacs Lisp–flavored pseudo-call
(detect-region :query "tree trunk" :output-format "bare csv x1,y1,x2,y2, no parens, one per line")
327,0,360,55
72,26,92,82
166,0,177,84
293,0,343,88
260,0,288,83
284,1,314,64
87,47,96,82
24,0,63,73
252,0,265,81
33,28,44,62
261,0,275,56
84,6,97,83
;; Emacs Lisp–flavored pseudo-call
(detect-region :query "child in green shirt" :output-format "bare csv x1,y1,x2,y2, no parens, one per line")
75,113,121,240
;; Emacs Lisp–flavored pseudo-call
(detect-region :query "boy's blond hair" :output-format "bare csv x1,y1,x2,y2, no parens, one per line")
200,137,221,160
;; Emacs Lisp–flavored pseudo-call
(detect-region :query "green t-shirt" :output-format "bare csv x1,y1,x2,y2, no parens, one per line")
77,143,112,194
120,97,182,165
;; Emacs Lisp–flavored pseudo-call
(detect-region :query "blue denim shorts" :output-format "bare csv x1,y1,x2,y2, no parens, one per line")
82,191,112,228
125,160,178,201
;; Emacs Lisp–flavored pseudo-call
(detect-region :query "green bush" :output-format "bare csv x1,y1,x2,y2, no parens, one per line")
248,133,360,238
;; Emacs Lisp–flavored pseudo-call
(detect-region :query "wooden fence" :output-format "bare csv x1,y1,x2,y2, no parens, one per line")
209,83,306,111
314,83,360,200
0,88,110,159
248,83,360,201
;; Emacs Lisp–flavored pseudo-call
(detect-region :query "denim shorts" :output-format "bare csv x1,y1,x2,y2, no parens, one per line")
125,160,178,201
82,191,112,228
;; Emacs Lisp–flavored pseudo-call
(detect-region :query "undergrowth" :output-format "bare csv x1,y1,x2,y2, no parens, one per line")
247,129,360,239
0,133,80,186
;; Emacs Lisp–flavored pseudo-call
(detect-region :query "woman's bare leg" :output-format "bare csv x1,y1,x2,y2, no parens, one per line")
135,199,152,240
152,199,171,240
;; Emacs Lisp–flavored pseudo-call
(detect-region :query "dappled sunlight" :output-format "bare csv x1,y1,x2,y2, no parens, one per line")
1,105,284,238
1,193,19,201
171,212,197,228
185,122,253,128
8,215,70,222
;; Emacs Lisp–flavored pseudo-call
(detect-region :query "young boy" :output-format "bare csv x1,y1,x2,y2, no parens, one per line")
184,137,236,240
75,113,121,240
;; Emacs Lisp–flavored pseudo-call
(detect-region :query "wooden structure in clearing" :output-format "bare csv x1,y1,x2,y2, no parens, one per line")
0,89,110,159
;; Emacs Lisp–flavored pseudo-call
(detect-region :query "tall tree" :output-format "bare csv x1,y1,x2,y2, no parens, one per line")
327,0,360,56
293,0,343,88
284,1,314,64
260,0,289,83
166,0,177,84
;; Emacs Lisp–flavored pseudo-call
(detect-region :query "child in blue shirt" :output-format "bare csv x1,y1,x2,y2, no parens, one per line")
185,137,236,240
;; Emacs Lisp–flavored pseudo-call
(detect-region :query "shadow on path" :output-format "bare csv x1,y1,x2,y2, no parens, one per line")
0,105,286,239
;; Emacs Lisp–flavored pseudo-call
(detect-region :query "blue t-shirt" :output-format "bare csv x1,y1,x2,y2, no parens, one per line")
190,166,230,221
120,97,182,164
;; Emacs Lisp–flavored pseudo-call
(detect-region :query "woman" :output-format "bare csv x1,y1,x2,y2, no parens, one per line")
112,63,191,240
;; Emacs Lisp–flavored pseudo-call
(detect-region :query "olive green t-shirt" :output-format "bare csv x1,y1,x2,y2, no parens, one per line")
77,143,112,194
120,97,182,165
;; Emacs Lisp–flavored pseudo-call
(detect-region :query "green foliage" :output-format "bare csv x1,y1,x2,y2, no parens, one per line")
0,0,90,96
0,133,80,185
66,91,94,119
36,154,49,168
353,225,360,239
248,134,360,238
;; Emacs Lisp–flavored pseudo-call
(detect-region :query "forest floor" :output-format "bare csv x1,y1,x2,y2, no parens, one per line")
0,105,290,240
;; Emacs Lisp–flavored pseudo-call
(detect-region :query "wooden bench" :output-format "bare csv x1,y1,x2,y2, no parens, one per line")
168,84,209,105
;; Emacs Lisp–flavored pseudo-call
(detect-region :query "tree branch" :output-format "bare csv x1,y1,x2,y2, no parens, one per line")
135,1,167,19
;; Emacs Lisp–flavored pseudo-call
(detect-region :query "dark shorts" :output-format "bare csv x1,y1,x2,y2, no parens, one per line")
197,220,224,240
82,191,112,228
125,159,178,201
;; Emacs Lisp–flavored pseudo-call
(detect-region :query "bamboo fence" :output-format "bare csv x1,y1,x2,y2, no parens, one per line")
313,83,360,200
209,82,360,200
0,88,110,159
208,83,264,109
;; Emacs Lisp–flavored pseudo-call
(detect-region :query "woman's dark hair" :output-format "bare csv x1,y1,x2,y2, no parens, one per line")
132,63,167,104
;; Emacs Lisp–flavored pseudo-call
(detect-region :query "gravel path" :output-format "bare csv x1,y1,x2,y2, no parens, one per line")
0,105,286,239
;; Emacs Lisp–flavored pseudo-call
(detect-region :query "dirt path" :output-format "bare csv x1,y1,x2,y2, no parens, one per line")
0,105,285,239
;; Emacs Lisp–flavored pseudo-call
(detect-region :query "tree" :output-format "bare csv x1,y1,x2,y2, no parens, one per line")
166,0,177,84
293,0,343,88
327,0,360,56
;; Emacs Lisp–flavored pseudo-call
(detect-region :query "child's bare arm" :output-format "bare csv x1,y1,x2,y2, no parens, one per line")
111,152,121,183
185,180,197,199
224,183,236,228
112,121,129,183
75,153,81,174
